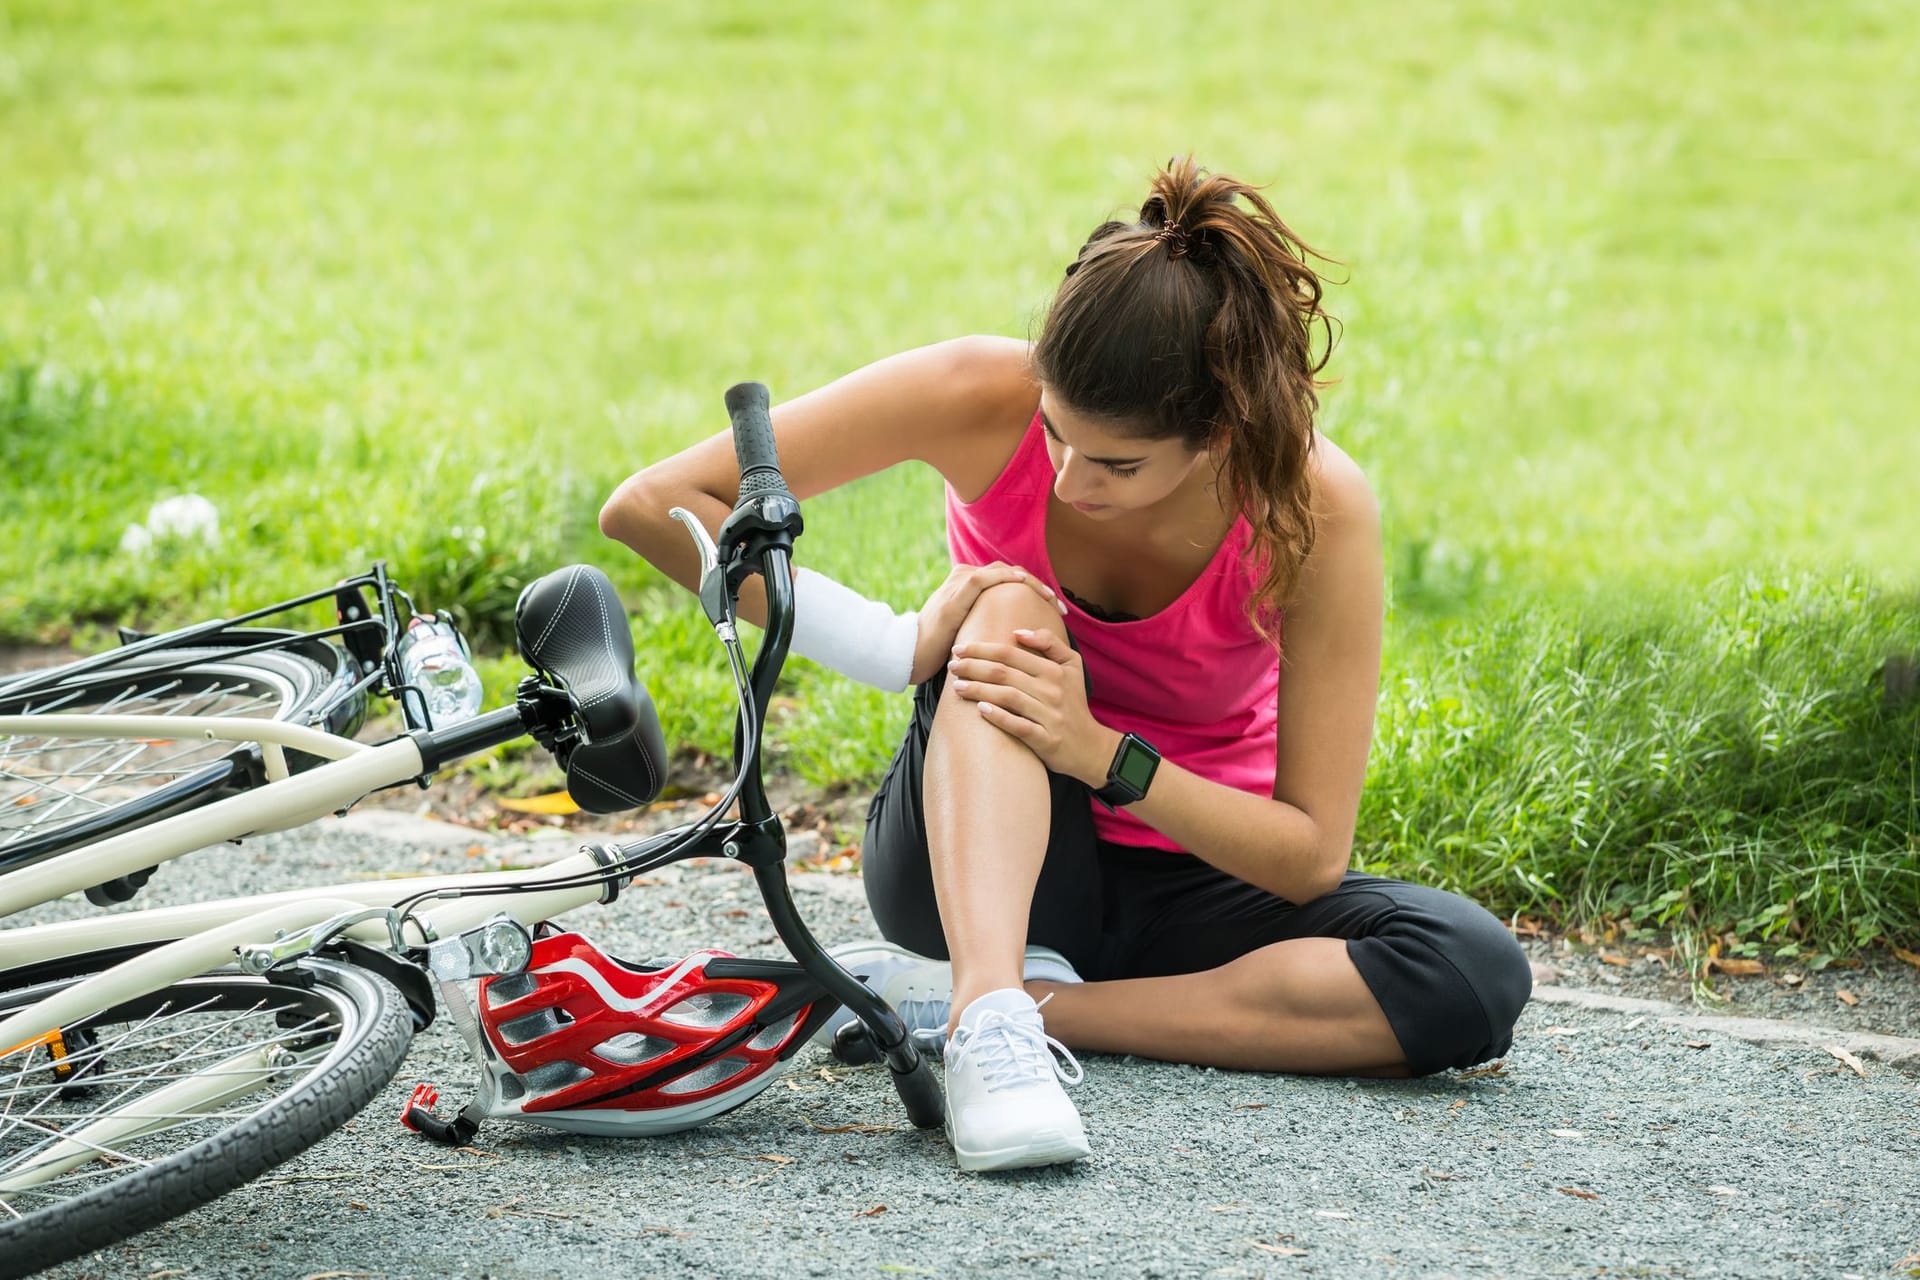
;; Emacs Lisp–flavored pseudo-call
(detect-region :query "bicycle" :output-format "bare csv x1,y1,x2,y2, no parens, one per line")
0,383,939,1278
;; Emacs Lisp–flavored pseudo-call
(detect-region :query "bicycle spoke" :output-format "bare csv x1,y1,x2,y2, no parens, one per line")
0,660,295,848
0,1111,157,1176
0,763,223,781
1,997,263,1079
0,957,396,1267
0,1100,294,1204
0,989,336,1207
0,1026,327,1105
0,731,241,803
0,740,152,832
0,999,212,1140
0,994,322,1113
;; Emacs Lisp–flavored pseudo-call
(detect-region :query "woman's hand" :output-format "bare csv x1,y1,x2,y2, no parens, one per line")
946,628,1118,784
911,564,1065,685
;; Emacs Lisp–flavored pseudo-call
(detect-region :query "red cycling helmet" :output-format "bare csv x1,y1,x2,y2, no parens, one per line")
421,930,833,1138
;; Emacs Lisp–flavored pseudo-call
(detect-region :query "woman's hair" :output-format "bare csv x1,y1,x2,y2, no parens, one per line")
1031,156,1337,641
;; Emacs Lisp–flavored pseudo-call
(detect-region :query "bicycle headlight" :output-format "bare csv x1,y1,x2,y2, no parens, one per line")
427,916,534,981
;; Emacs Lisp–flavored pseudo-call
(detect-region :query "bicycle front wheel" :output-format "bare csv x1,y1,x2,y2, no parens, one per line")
0,647,339,872
0,955,412,1279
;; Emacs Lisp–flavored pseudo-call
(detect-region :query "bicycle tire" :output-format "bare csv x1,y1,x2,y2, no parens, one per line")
0,954,412,1279
0,646,338,872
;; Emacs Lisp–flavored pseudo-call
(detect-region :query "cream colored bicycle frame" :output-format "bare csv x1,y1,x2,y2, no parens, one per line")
0,712,611,1150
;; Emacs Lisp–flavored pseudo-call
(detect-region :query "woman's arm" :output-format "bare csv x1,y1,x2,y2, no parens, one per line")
950,442,1383,904
1111,445,1383,900
599,335,1038,628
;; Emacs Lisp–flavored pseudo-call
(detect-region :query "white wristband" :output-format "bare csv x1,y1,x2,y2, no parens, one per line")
788,567,920,693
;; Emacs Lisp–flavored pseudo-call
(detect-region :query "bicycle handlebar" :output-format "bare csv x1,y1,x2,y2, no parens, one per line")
724,381,791,503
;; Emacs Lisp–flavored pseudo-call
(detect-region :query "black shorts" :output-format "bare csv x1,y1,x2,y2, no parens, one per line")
861,673,1533,1077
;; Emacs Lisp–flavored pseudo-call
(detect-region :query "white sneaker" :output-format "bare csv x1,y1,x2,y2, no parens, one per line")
942,988,1090,1172
813,942,1081,1054
811,941,953,1051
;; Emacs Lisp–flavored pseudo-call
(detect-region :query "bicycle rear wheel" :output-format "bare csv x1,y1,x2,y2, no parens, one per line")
0,954,412,1279
0,647,339,872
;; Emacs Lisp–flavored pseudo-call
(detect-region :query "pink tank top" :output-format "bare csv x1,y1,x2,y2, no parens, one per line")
944,410,1281,852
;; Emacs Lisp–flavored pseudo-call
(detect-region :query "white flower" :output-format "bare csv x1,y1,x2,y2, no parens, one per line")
145,495,221,544
119,494,221,558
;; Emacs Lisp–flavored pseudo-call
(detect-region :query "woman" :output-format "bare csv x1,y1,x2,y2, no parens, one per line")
600,158,1531,1174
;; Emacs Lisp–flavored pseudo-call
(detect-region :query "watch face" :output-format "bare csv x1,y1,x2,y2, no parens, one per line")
1115,740,1158,790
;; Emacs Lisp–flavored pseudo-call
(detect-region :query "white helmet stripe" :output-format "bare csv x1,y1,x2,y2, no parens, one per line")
534,953,714,1016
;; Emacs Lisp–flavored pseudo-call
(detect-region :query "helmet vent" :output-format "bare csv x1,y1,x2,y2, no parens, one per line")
745,1012,799,1052
522,1060,594,1096
592,1032,676,1066
497,1007,575,1045
486,973,540,1006
660,992,752,1030
658,1055,750,1096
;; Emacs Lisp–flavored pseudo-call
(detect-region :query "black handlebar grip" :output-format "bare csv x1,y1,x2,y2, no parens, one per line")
724,381,789,502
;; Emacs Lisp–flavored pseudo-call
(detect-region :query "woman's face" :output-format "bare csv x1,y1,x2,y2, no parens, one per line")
1037,392,1211,518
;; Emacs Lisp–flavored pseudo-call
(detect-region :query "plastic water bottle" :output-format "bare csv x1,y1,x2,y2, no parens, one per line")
396,614,484,727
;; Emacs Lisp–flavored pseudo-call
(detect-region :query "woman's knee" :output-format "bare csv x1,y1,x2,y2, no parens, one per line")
1435,898,1532,1066
1468,916,1532,1037
956,579,1066,646
1355,885,1533,1073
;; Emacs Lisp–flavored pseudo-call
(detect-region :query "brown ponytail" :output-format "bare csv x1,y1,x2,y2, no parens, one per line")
1031,156,1337,643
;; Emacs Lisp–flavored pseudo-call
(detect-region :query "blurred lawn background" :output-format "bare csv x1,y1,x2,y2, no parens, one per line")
2,0,1915,960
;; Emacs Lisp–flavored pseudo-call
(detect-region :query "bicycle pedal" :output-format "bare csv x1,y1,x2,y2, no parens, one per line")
399,1081,483,1147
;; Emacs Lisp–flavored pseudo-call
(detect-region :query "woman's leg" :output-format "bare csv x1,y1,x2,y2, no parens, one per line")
859,595,1531,1078
918,582,1077,1025
859,591,1107,981
1028,862,1533,1077
1030,938,1409,1075
855,585,1103,1170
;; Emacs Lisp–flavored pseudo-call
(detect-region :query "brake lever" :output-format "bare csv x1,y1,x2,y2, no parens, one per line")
669,507,732,629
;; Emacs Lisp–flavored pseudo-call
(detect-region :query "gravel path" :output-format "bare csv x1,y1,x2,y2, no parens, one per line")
12,812,1920,1280
1524,935,1920,1041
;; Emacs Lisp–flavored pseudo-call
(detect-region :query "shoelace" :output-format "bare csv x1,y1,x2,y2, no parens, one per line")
953,1000,1084,1093
893,984,951,1035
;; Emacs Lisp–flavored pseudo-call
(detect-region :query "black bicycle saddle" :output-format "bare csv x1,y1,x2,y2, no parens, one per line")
514,565,669,813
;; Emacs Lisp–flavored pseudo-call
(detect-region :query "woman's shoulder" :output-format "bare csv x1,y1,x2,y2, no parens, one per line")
1307,434,1377,528
859,335,1037,431
928,334,1039,420
1237,435,1375,576
915,337,1042,499
742,337,1038,504
1279,433,1382,624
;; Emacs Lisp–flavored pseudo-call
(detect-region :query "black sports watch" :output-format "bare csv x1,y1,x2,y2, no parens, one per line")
1092,732,1161,810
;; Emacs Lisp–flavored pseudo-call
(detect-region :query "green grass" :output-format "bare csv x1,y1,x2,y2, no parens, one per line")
3,0,1917,958
1368,575,1919,961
